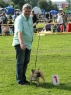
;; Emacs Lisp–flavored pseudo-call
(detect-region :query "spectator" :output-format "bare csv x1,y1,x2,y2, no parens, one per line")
2,12,7,24
9,15,13,19
57,13,63,25
8,19,14,33
62,12,67,31
44,20,51,31
49,13,52,20
2,24,10,35
13,11,17,20
16,12,20,17
46,12,49,20
31,11,38,32
56,13,63,32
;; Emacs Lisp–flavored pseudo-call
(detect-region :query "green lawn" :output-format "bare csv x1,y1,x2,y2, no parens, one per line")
0,34,71,95
36,23,45,28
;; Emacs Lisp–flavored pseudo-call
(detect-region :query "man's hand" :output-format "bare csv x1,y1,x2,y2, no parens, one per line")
18,32,25,50
20,43,25,50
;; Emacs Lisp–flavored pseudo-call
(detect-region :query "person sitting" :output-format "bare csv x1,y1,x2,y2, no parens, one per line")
2,24,10,35
45,20,51,31
8,19,14,33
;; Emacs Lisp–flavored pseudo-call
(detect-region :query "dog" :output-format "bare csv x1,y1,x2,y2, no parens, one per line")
30,69,45,86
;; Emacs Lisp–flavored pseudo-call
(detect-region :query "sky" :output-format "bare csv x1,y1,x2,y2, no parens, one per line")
51,0,66,2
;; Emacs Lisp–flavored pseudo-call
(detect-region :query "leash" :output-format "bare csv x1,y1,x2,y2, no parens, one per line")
34,31,40,69
34,26,45,69
33,21,45,69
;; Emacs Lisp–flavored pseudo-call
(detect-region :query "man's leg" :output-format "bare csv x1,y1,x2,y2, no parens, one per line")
15,44,25,84
23,48,31,82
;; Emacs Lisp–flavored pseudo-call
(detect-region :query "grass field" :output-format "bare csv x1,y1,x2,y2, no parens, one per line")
0,33,71,95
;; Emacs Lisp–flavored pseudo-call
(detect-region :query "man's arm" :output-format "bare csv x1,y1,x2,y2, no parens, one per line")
18,32,25,50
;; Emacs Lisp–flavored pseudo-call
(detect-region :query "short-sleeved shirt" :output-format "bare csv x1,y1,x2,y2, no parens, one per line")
57,15,63,24
12,13,33,50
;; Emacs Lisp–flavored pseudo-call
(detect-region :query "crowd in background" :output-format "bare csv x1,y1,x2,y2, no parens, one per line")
31,11,68,32
0,10,70,35
44,12,67,32
0,11,20,35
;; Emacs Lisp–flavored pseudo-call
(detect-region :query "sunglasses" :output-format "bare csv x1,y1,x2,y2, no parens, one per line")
25,6,32,9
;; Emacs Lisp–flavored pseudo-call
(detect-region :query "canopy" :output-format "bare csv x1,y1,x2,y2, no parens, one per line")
32,6,41,14
4,6,14,15
65,10,71,14
49,10,58,14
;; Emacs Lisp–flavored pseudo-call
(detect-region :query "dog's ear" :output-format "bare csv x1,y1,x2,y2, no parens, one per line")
38,69,40,71
31,69,35,73
31,69,34,73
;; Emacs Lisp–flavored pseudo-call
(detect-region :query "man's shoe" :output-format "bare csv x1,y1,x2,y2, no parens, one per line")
18,82,26,85
24,80,30,84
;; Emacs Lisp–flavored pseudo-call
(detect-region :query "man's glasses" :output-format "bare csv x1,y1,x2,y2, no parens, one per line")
25,6,32,9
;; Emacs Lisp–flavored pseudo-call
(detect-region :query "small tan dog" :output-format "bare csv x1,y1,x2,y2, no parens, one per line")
30,69,45,86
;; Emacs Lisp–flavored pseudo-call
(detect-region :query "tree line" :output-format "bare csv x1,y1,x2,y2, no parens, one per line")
0,0,71,11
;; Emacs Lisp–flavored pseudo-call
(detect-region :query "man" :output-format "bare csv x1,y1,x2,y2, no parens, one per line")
62,12,67,31
46,12,49,20
56,13,63,32
13,11,17,21
31,11,38,33
2,12,7,24
31,11,38,24
12,3,33,85
57,13,63,24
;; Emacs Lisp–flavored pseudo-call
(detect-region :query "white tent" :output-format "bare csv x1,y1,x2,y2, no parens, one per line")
32,6,41,14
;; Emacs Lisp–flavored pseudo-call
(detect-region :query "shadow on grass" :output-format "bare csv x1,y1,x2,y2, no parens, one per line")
37,82,71,91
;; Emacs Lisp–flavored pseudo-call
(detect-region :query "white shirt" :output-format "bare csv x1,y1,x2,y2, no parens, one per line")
57,14,63,24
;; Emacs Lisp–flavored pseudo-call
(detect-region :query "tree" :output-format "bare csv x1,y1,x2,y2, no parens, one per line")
11,0,26,9
25,0,39,7
38,0,58,12
51,4,59,11
48,0,53,11
0,0,8,8
9,1,14,7
38,0,48,11
14,5,20,9
11,0,39,8
66,0,71,9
